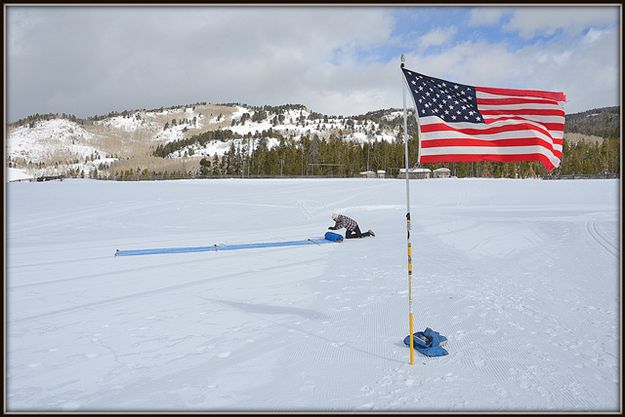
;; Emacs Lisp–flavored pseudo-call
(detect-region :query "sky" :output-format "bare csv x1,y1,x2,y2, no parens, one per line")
5,5,621,122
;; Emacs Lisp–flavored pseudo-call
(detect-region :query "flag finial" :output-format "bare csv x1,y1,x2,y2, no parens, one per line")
400,54,405,68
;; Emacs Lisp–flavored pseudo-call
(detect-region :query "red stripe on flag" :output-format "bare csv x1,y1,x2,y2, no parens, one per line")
479,108,565,117
543,123,565,132
481,116,564,132
476,97,560,106
475,86,566,102
420,153,556,171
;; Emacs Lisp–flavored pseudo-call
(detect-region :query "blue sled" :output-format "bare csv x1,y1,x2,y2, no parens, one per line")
324,231,344,242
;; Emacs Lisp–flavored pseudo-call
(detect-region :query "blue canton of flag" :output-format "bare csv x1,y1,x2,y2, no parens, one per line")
403,70,484,124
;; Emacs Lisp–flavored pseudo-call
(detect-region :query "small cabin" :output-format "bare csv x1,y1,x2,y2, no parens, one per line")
376,170,386,179
398,167,431,179
433,168,451,178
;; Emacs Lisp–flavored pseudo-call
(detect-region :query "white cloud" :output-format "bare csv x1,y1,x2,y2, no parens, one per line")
504,7,618,39
6,7,395,120
468,7,508,26
418,27,457,49
583,28,610,45
401,24,619,114
5,6,620,121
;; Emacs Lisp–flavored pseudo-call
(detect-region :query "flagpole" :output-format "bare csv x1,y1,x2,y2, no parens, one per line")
400,54,414,366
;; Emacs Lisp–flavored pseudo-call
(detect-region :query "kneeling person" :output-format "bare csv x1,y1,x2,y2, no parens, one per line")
328,213,375,239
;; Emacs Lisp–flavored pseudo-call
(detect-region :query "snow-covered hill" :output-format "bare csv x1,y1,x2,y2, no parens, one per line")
6,104,233,176
7,103,403,162
227,105,398,143
8,119,99,162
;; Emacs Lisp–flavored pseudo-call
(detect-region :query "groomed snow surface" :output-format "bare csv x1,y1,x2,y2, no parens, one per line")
6,178,620,412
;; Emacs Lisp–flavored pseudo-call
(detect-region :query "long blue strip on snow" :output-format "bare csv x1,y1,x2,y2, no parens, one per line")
115,238,333,257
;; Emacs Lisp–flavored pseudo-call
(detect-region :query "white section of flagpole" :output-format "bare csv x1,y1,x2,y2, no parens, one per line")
400,54,415,365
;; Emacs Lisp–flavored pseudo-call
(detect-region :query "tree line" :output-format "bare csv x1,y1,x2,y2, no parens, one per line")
98,135,618,181
147,130,619,180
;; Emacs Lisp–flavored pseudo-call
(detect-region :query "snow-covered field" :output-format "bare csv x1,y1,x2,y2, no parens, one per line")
5,178,620,412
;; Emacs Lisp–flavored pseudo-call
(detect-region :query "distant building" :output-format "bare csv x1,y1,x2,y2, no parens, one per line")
359,170,376,178
377,170,386,179
433,168,451,178
398,167,431,179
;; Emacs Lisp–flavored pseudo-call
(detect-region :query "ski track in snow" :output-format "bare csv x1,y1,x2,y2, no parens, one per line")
586,219,619,258
5,178,620,412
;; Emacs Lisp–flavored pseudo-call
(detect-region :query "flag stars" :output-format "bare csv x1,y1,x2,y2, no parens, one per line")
404,70,481,124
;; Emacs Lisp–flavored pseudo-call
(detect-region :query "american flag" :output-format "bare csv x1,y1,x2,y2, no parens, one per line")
401,67,566,172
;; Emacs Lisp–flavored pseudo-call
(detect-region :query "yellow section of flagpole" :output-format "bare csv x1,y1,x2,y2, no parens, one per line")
409,311,414,365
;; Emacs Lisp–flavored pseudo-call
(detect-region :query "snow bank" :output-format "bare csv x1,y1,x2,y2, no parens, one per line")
6,167,33,182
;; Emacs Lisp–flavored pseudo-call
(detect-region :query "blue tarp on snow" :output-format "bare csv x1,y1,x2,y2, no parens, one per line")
403,327,449,357
115,237,338,257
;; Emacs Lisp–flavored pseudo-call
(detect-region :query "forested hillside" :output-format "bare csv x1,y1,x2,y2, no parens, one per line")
565,106,619,139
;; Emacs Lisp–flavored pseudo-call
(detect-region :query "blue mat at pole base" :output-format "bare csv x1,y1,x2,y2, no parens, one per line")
115,237,337,257
403,327,449,357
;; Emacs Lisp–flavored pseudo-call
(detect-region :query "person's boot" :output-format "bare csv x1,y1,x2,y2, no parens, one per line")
368,229,375,237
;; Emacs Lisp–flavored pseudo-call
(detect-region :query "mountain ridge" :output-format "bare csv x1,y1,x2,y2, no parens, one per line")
6,103,620,179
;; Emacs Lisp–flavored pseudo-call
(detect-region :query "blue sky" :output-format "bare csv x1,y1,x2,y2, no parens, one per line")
6,6,621,121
